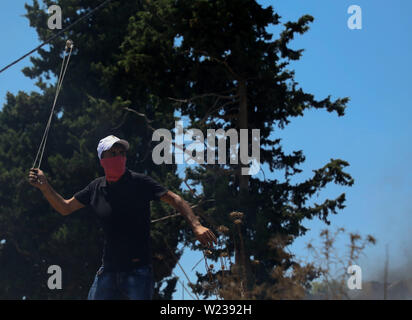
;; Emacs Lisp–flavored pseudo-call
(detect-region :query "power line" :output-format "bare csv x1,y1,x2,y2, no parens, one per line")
0,0,115,75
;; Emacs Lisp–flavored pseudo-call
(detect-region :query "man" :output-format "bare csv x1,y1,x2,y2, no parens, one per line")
28,135,217,300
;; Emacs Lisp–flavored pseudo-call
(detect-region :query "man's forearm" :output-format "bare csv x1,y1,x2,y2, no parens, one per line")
39,183,69,215
176,199,202,229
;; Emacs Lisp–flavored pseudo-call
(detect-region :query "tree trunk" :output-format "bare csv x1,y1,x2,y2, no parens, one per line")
235,79,256,297
238,79,249,195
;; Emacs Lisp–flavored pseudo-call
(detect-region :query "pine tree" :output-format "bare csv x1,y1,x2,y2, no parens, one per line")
118,0,353,298
0,0,184,299
0,0,354,299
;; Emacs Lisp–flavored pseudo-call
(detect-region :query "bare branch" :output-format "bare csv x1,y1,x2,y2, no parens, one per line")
151,199,215,224
182,49,242,80
168,91,237,104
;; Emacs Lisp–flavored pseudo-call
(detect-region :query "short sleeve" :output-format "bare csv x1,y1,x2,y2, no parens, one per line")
74,182,92,206
140,174,168,201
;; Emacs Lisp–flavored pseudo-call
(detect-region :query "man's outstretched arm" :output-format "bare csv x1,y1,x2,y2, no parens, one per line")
160,191,217,248
28,168,85,216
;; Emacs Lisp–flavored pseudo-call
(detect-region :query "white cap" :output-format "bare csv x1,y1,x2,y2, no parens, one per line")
97,135,130,159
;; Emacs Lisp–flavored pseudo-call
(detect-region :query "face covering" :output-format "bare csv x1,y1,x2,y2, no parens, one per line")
100,155,126,182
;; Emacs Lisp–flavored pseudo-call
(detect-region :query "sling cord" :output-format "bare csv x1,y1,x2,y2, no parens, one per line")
0,0,212,298
32,40,73,171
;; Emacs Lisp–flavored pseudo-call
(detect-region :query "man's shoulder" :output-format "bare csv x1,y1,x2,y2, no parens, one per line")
127,169,168,199
88,176,105,187
127,169,160,185
128,169,148,180
74,176,103,199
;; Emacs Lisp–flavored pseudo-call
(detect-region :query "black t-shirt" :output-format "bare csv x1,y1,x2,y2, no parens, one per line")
74,168,168,271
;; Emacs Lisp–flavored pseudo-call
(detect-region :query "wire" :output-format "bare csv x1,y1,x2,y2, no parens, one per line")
0,0,115,75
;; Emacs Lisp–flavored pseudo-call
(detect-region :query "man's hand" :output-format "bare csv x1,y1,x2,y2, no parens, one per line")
160,191,218,248
193,225,217,248
28,168,48,190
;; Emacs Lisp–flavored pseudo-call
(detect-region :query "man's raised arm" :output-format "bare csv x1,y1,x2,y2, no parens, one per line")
28,168,85,216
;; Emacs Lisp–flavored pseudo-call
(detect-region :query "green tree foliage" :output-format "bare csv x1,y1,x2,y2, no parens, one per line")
118,0,353,298
0,0,186,299
0,0,354,299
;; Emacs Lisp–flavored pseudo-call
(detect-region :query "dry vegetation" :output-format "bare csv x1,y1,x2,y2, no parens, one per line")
182,211,377,300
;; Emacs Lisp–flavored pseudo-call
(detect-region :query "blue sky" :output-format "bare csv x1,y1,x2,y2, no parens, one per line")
1,1,411,299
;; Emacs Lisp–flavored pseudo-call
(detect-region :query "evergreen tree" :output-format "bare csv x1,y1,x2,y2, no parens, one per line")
118,0,353,298
0,0,184,299
0,0,354,299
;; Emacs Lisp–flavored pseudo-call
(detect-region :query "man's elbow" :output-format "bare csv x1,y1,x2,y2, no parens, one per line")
59,206,71,216
167,193,184,210
61,197,85,216
173,195,186,209
60,200,74,216
160,191,185,209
